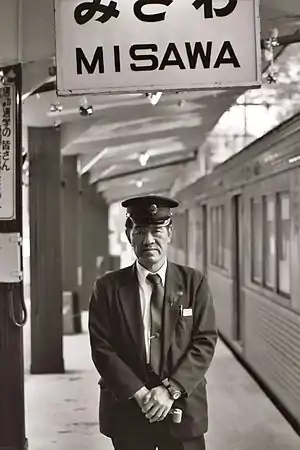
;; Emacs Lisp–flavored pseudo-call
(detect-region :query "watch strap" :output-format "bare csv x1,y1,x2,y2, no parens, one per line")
161,378,181,399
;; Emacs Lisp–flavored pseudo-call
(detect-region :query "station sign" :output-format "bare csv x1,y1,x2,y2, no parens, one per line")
54,0,261,95
0,85,16,220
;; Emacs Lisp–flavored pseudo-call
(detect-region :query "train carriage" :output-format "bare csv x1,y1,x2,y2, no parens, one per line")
171,111,300,433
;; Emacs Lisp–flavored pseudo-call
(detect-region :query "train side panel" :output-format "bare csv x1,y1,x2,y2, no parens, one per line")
174,112,300,431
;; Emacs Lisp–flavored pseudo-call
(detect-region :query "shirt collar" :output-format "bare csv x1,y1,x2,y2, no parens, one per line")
136,258,167,287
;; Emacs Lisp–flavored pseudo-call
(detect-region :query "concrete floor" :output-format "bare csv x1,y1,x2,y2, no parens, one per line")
24,311,300,450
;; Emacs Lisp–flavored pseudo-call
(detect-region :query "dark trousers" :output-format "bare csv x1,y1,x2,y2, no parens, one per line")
112,432,205,450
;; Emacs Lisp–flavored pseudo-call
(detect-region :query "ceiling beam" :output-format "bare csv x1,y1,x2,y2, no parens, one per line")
63,126,203,156
88,146,197,184
102,179,174,203
95,150,198,184
61,89,239,155
104,187,171,204
97,166,180,192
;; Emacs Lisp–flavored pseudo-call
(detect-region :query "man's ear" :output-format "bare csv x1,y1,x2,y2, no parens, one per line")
125,228,132,244
167,224,173,243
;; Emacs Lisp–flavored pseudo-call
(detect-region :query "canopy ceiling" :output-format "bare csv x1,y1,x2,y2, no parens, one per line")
22,0,300,203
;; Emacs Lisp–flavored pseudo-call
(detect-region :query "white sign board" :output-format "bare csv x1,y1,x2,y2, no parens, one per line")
0,85,16,220
55,0,261,95
0,233,22,282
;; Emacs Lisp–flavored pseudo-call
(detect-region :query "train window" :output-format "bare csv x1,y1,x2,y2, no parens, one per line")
251,199,262,283
210,208,216,265
171,212,188,265
196,207,204,269
277,193,291,295
263,196,276,289
251,193,291,299
217,206,225,267
210,205,225,268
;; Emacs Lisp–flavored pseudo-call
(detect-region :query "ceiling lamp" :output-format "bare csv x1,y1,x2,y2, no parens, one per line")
0,70,5,86
263,28,279,84
146,92,163,106
79,96,93,116
79,104,93,116
136,180,143,188
54,119,62,128
49,102,63,112
139,152,150,167
0,68,15,86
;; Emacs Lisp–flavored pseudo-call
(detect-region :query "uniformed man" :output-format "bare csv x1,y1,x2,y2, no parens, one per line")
89,194,218,450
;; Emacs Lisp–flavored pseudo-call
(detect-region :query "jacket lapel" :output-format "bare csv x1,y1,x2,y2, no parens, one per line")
162,262,184,367
118,264,146,364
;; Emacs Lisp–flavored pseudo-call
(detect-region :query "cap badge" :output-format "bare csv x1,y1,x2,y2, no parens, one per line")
149,204,158,215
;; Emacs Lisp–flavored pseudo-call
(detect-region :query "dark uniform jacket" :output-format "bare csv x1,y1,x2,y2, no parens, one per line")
88,261,218,440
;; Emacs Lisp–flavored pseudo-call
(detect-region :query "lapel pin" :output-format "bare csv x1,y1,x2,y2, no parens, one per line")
169,290,183,308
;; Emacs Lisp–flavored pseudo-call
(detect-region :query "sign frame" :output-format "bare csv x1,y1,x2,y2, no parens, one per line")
0,83,16,220
54,0,261,96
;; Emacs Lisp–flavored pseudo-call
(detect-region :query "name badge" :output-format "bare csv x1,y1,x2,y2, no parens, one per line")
182,308,193,317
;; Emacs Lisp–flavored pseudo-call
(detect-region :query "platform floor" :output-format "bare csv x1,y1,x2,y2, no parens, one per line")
24,311,300,450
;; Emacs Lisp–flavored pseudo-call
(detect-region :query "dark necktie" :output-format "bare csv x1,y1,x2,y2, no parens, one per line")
147,273,164,375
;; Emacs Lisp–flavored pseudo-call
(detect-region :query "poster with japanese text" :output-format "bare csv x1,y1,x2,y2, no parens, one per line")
0,85,16,220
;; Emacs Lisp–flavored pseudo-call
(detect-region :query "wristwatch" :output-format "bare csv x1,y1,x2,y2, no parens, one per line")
161,378,181,400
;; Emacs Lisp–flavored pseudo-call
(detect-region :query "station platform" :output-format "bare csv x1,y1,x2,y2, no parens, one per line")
24,311,300,450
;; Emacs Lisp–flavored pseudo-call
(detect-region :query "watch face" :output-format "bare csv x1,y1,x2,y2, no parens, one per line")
169,386,181,400
172,391,181,400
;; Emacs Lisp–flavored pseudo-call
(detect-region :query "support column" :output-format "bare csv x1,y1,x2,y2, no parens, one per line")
61,156,81,333
61,156,79,294
28,126,64,373
0,66,26,450
79,174,109,310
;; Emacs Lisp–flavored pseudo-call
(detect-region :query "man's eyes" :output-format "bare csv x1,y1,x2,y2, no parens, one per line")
134,228,162,235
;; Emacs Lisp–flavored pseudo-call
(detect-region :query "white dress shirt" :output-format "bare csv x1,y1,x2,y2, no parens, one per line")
136,259,167,363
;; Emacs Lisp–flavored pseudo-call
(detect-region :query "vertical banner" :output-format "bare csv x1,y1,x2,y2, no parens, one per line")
0,85,15,220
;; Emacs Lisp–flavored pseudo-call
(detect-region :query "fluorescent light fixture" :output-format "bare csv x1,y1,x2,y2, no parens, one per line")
99,165,116,178
289,155,300,164
79,148,107,175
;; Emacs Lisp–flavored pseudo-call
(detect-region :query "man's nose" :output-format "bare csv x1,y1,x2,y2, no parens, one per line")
143,231,155,244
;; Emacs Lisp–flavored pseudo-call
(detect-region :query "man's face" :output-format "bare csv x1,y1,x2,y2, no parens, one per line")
128,223,172,271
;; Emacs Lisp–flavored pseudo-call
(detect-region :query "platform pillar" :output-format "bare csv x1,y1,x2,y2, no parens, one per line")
61,156,79,294
79,174,109,310
0,65,27,450
28,126,64,373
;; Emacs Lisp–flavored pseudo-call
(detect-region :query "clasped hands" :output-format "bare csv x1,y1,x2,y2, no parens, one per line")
134,385,174,423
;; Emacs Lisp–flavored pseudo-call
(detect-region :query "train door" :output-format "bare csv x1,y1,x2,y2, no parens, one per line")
184,209,189,266
172,210,189,265
202,205,208,274
232,195,244,346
